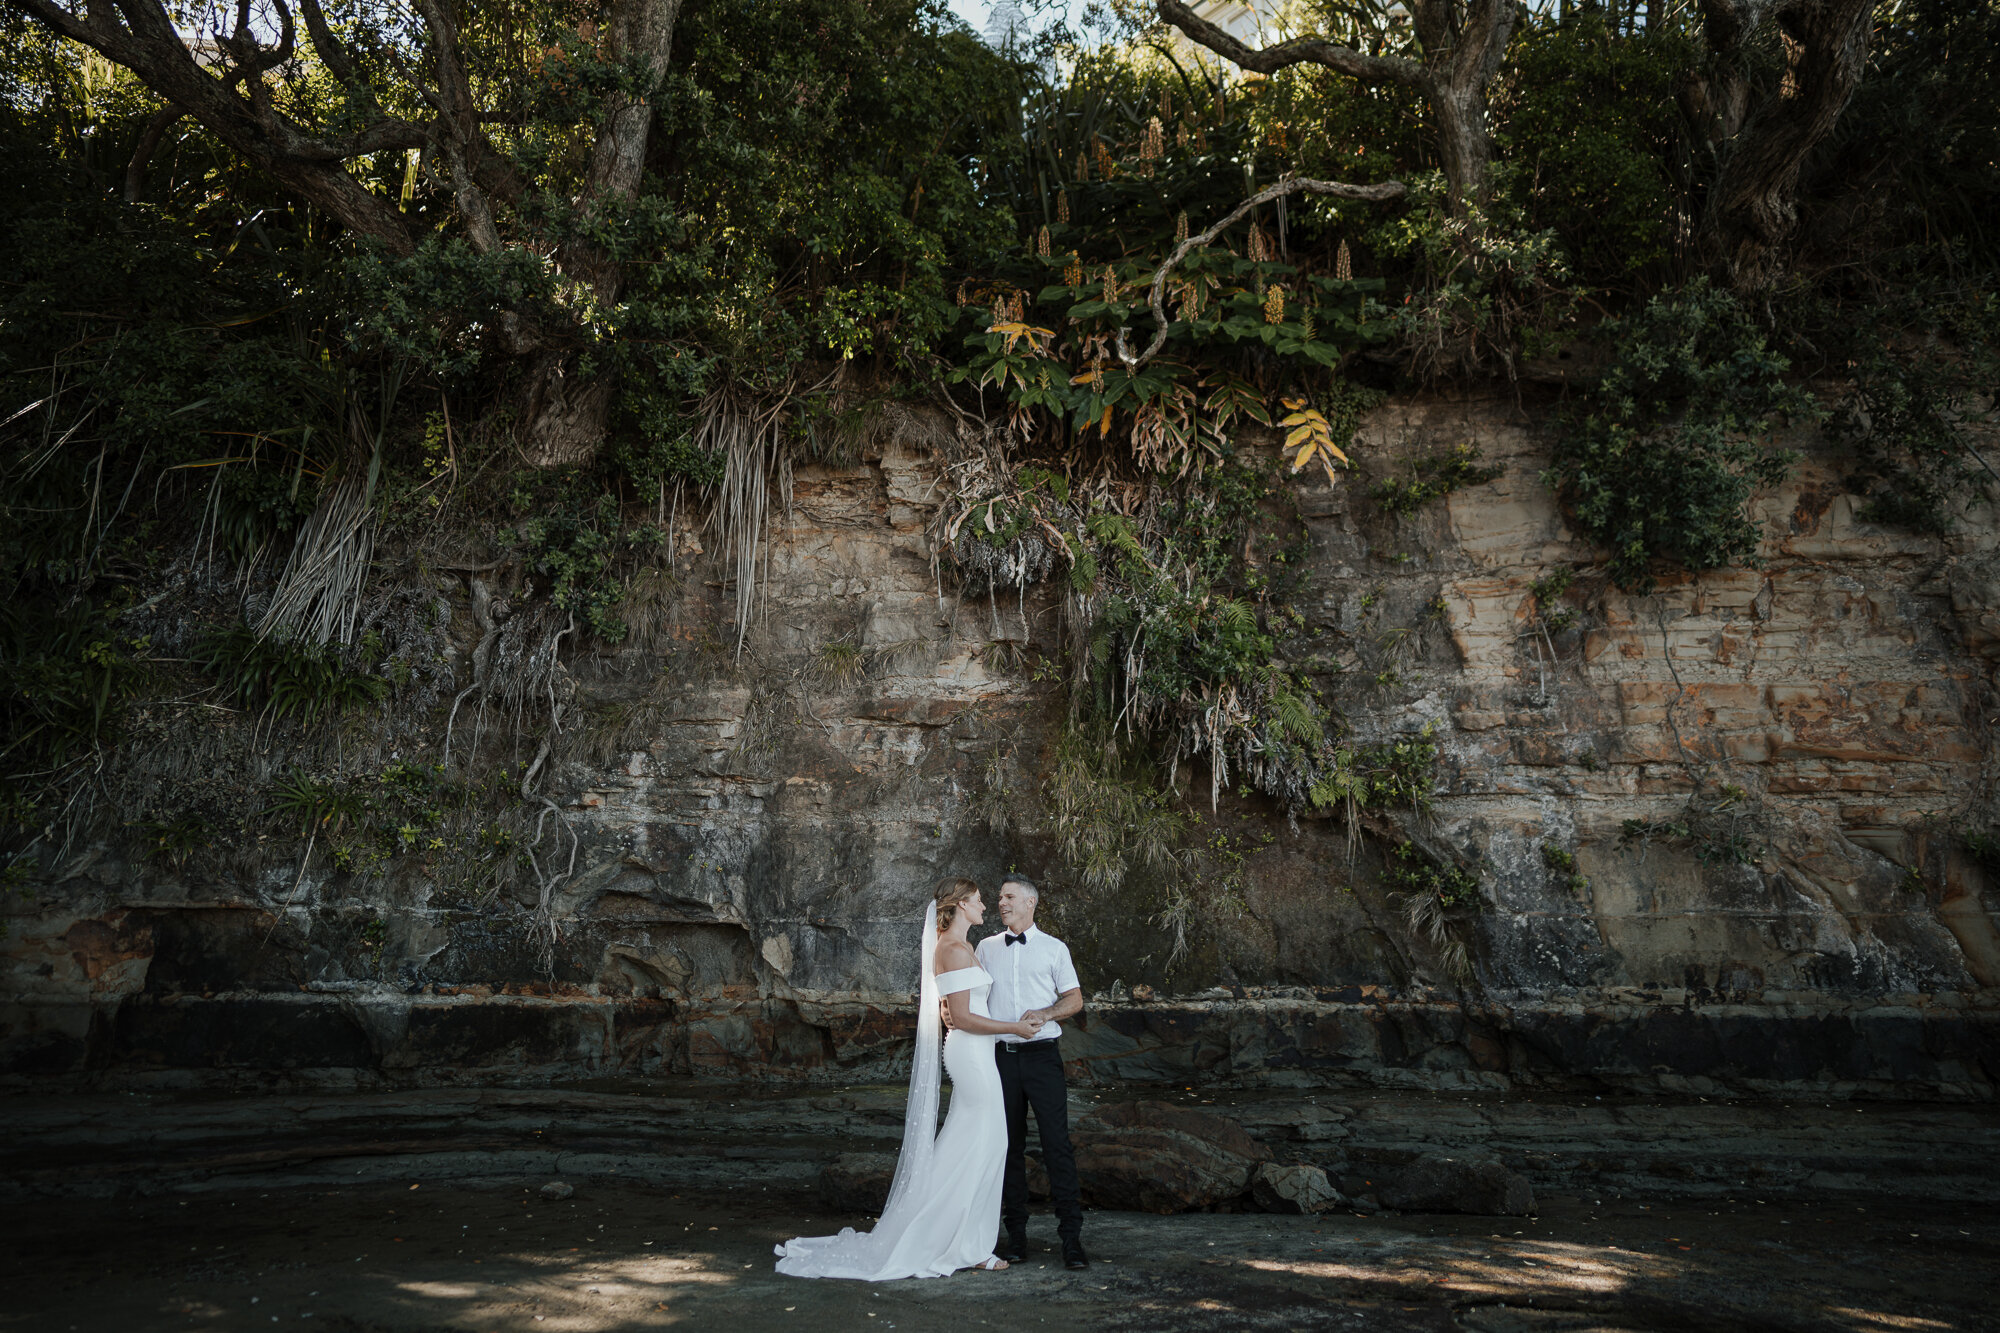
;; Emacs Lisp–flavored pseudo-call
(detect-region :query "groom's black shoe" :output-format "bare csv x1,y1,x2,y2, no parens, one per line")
1062,1239,1088,1270
997,1232,1028,1264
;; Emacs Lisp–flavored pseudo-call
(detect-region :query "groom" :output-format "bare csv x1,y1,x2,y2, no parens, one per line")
976,875,1087,1270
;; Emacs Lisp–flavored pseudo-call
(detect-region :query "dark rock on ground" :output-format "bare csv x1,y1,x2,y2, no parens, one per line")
1234,1099,1352,1143
1249,1162,1345,1214
1088,1100,1271,1159
1071,1100,1272,1214
537,1180,573,1200
5,1085,1993,1212
819,1152,896,1214
1379,1153,1534,1216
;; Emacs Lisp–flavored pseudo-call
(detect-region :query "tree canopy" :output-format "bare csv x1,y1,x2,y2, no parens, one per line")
2,0,1996,851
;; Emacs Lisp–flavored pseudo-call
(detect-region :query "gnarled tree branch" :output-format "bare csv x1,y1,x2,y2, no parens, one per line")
1157,0,1514,208
7,0,422,251
1114,175,1409,370
1154,0,1430,89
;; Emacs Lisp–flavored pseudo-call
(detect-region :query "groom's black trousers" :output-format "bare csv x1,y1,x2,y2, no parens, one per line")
995,1039,1083,1241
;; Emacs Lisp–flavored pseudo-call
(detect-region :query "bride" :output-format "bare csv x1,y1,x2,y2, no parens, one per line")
775,877,1043,1280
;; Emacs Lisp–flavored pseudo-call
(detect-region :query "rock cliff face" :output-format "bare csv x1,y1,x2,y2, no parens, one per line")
4,393,1996,1097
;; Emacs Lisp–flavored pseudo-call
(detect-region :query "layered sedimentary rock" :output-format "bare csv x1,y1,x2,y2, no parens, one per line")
3,394,1995,1096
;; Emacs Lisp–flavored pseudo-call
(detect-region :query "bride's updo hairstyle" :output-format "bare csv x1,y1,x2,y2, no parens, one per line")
933,877,980,933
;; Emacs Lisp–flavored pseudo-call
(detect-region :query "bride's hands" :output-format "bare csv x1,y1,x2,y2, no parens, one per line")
1009,1018,1043,1039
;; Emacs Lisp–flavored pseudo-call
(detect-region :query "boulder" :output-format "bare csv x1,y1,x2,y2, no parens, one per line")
1071,1100,1272,1214
818,1152,896,1215
1377,1154,1534,1216
1249,1162,1345,1214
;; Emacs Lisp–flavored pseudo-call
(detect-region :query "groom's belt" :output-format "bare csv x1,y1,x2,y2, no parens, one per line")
997,1037,1060,1053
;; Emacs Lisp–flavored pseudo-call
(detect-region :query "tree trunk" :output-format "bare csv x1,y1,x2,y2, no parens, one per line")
123,107,181,203
1696,0,1874,292
1430,81,1491,212
519,351,622,469
1414,0,1515,211
517,0,686,468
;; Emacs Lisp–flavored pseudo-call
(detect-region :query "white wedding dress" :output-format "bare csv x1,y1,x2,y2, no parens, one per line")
775,906,1008,1280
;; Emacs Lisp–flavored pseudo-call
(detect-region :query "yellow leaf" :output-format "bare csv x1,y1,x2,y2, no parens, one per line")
1099,406,1114,436
1293,442,1316,470
1322,441,1350,464
1285,424,1316,449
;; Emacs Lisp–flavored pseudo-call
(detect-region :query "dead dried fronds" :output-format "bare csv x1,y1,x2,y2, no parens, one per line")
1400,885,1472,981
256,472,376,647
695,384,793,659
257,361,409,647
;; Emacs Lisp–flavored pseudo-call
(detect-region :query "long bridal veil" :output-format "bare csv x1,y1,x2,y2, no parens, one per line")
873,900,943,1234
774,901,942,1278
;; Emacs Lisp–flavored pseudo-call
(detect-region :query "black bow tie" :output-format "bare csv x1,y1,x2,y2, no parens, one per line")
1004,932,1027,946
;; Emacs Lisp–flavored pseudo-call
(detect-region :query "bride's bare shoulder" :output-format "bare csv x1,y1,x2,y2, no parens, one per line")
934,939,978,973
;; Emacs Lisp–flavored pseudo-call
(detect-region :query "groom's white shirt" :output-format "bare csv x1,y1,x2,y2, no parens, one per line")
977,924,1080,1044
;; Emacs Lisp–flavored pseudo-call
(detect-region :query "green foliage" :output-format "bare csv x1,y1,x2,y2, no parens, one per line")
1800,0,2000,278
1384,841,1480,909
1546,280,1812,593
498,485,669,643
267,760,521,888
1372,444,1502,517
958,453,1452,826
1496,13,1695,288
1619,781,1763,867
0,599,151,829
134,813,210,874
953,53,1396,466
613,0,1025,374
1540,842,1589,895
1308,725,1443,813
0,174,329,584
813,634,867,687
1045,724,1186,895
1369,167,1579,381
1069,461,1360,813
1529,569,1578,632
1825,293,1998,534
1084,460,1297,709
199,625,388,725
1619,816,1758,867
343,240,565,382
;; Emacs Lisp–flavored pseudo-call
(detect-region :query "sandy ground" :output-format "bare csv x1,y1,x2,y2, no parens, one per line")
2,1179,1993,1333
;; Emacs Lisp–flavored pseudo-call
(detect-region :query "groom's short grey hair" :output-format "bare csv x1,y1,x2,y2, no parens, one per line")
999,875,1038,902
